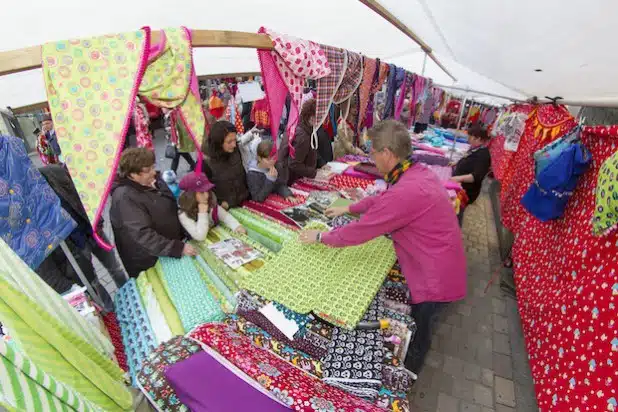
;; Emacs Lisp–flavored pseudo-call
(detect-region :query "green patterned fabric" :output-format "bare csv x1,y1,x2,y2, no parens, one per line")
148,265,184,337
229,208,295,244
242,228,396,329
592,150,618,236
0,239,114,358
0,340,101,412
195,256,236,311
0,278,132,411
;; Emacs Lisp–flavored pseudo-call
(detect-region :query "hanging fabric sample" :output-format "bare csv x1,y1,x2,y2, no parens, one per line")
313,45,347,148
0,258,131,410
257,27,331,156
42,29,149,247
242,228,396,328
357,58,377,132
133,101,154,149
0,135,76,269
592,149,618,236
159,256,224,332
333,51,363,108
189,323,384,412
365,61,389,130
114,278,157,385
383,65,404,119
136,336,203,412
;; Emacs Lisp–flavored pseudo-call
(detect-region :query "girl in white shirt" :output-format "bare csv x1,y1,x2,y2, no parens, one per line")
177,172,246,241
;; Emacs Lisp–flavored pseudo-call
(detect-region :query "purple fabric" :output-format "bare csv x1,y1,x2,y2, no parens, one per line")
342,168,377,180
411,153,450,166
394,73,408,120
165,351,290,412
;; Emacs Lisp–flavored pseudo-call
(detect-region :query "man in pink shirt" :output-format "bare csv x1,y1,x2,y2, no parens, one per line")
300,120,466,374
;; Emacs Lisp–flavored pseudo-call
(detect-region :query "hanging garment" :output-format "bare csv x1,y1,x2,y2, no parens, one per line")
592,149,618,236
333,51,363,107
365,61,389,130
251,98,271,129
357,58,377,132
136,336,203,412
165,349,290,412
114,278,157,385
0,340,102,412
42,29,149,248
159,256,224,332
36,132,60,165
0,135,76,269
242,225,396,329
383,65,404,119
313,45,346,149
257,27,330,156
189,323,384,412
133,101,153,149
394,72,411,120
0,263,131,410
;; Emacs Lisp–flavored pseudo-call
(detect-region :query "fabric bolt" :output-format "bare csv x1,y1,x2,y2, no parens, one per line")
189,323,383,412
357,58,377,133
224,314,323,378
165,350,289,412
136,336,203,412
258,27,330,156
0,275,131,410
159,256,224,332
229,207,296,243
0,237,114,357
329,174,375,190
0,340,101,412
102,312,129,372
195,255,236,311
115,278,157,385
0,135,76,269
136,273,174,345
243,226,395,328
42,29,148,244
146,264,185,337
375,387,410,412
592,149,618,235
500,118,618,410
330,214,356,228
322,328,384,401
313,45,347,148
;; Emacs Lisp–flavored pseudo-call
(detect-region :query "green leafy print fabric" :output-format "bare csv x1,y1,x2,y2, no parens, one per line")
592,150,618,235
242,227,396,329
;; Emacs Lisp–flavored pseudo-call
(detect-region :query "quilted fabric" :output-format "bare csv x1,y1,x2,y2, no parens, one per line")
159,256,225,332
115,278,157,385
42,29,148,239
0,135,76,269
189,323,383,412
242,226,396,328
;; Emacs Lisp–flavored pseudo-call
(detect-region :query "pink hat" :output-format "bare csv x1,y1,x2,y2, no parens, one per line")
178,172,215,192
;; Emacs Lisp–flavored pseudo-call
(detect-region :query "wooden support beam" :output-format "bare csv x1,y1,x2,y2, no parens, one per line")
358,0,457,81
0,30,273,77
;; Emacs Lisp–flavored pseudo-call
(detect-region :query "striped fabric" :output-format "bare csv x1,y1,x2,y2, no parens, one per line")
0,278,132,411
0,340,101,412
0,239,114,358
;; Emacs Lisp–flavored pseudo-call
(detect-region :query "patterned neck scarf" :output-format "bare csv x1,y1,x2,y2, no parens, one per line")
385,157,415,185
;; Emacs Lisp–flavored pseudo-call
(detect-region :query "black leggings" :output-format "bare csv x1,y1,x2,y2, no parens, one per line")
404,301,448,374
171,152,196,173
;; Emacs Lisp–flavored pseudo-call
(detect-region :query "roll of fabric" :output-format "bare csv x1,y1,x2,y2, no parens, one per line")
136,272,174,345
148,264,185,336
195,255,236,309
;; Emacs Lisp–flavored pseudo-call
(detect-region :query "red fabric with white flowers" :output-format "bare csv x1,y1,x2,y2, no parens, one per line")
498,104,618,411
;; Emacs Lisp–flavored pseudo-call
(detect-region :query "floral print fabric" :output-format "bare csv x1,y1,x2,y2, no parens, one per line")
189,322,383,412
136,336,202,412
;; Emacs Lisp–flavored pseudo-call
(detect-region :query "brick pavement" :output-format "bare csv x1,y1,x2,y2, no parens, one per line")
409,182,538,412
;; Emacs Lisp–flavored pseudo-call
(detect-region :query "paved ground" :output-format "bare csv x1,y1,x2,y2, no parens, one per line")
409,184,538,412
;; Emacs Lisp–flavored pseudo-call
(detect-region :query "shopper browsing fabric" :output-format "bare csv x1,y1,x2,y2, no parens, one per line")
37,114,61,165
110,148,198,277
450,123,492,224
287,99,318,184
247,140,295,202
177,172,245,241
300,119,466,375
202,121,250,210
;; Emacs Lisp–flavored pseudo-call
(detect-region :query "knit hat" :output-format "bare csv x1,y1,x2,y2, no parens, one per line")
179,172,215,192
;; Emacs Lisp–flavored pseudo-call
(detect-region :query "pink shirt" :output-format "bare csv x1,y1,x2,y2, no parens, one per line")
322,164,467,304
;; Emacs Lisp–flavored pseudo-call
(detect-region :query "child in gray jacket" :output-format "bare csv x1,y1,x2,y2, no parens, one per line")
246,140,295,202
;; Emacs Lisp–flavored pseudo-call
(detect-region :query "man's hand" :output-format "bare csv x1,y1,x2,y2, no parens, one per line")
221,201,230,210
325,206,350,218
182,243,198,257
299,230,321,244
235,226,247,235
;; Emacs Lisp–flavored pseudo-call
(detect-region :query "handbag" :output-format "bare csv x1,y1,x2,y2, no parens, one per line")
165,144,178,159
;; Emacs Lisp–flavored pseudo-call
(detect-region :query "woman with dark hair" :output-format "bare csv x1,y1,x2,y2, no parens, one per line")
287,99,318,185
202,120,250,209
451,123,492,225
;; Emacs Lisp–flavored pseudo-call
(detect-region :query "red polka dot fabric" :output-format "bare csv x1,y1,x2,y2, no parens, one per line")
498,105,618,411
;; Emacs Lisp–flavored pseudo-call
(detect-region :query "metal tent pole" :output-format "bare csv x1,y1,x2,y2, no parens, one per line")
436,84,525,103
59,241,107,310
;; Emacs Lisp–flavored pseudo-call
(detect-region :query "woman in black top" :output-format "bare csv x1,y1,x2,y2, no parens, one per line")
451,123,491,225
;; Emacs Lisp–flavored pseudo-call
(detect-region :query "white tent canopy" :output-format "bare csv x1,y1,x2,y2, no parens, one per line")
0,0,536,109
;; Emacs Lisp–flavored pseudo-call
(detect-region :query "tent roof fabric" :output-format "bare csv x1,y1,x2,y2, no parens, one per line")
0,0,532,108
